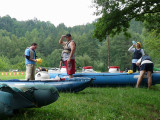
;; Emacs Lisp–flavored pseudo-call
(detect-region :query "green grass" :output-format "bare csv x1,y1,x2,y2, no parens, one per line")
4,86,160,120
1,73,160,120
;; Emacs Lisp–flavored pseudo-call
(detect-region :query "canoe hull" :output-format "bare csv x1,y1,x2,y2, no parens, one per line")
0,77,93,92
49,72,160,87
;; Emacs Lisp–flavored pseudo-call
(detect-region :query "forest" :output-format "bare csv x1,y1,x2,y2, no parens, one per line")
0,14,159,72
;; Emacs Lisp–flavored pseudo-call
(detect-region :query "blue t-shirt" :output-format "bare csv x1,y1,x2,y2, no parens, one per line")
25,48,36,65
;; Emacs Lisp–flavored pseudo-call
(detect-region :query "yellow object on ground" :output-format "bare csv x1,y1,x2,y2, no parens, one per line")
36,58,42,65
127,70,133,74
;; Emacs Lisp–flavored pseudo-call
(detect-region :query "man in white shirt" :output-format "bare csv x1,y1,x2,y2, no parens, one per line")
136,55,153,88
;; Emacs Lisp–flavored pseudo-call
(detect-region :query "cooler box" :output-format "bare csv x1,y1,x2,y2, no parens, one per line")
109,66,120,73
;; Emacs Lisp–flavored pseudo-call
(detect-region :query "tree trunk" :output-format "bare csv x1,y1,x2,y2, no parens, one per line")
108,35,110,70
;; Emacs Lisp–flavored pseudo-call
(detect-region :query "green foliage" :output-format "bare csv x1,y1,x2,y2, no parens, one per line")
143,13,160,33
0,56,10,71
93,0,160,41
141,13,160,65
93,61,106,72
46,49,62,68
11,61,25,71
76,54,93,67
143,30,160,63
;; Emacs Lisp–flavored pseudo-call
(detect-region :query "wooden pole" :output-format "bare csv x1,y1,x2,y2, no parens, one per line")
108,35,110,70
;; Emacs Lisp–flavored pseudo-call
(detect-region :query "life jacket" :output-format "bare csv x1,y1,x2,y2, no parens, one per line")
26,47,36,59
132,48,142,59
62,40,76,54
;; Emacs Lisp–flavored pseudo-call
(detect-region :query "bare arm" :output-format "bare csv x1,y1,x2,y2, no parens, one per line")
128,45,135,52
30,58,37,62
59,60,63,69
59,35,67,45
141,49,145,56
136,58,142,66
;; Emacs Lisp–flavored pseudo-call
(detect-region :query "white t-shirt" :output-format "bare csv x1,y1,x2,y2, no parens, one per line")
136,58,153,65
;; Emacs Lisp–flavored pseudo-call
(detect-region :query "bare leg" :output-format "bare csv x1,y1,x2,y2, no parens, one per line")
147,71,152,89
136,70,146,88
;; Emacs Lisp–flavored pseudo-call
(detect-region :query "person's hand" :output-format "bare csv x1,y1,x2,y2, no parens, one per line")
67,58,71,64
136,62,140,66
61,35,66,39
133,44,136,47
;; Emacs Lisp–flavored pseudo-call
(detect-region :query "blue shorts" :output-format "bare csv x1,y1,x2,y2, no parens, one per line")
140,63,153,73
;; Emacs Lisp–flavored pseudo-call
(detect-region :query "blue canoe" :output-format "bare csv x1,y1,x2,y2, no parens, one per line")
49,72,160,87
0,77,93,93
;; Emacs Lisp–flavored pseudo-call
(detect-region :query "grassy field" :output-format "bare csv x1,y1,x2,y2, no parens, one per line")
1,73,160,120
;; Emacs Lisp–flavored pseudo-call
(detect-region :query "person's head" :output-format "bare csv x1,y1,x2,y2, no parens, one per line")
65,33,72,41
136,42,141,49
31,43,38,50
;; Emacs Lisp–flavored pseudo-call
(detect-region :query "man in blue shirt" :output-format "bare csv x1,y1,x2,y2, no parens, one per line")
25,43,38,80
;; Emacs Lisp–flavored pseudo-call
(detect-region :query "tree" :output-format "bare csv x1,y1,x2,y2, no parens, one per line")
76,54,93,68
142,30,160,64
143,13,160,33
0,56,10,71
93,0,160,41
141,13,160,65
46,49,62,67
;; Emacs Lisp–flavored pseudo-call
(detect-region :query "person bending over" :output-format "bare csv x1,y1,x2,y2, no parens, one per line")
136,55,153,89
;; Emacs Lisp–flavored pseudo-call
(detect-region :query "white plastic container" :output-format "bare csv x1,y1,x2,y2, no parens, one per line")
82,66,96,73
48,68,60,73
60,66,67,73
108,66,120,73
35,71,50,80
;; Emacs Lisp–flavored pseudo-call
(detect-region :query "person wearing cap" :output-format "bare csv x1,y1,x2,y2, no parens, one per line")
59,34,76,79
25,43,38,80
136,55,153,88
128,42,145,72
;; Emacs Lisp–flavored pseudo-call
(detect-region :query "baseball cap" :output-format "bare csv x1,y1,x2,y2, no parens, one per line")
66,33,71,37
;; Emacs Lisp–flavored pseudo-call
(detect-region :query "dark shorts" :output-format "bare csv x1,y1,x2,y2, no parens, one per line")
140,63,153,73
64,59,75,75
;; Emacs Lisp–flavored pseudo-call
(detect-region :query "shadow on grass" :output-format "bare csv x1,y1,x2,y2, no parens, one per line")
6,107,75,120
150,85,160,91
